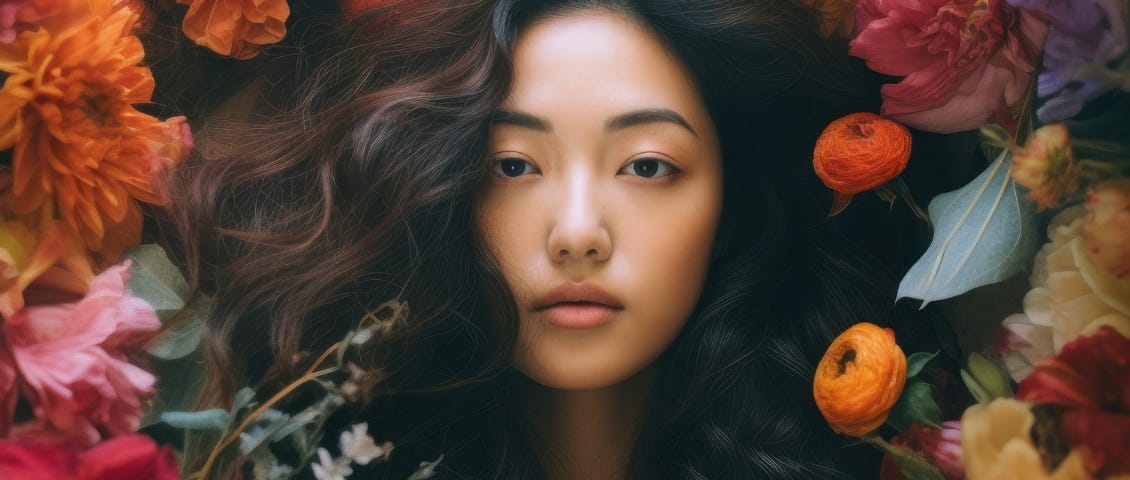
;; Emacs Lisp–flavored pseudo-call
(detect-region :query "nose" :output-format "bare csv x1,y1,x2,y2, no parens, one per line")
547,171,612,263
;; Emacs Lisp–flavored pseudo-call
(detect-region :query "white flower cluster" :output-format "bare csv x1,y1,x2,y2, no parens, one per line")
312,423,394,480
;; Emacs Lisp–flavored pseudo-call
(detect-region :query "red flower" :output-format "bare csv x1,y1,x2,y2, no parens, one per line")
1017,327,1130,476
77,434,180,480
884,422,964,480
849,0,1047,133
0,434,179,480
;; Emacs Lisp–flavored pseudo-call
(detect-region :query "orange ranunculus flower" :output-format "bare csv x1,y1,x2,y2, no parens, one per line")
813,112,912,195
177,0,290,59
794,0,858,38
813,322,907,436
0,0,192,261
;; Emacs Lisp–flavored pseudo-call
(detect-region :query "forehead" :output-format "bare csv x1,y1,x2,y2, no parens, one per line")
504,10,705,116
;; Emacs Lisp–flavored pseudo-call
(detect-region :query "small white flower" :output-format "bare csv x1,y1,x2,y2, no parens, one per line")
340,423,393,466
311,447,353,480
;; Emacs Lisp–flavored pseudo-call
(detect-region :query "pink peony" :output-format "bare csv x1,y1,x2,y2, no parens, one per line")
2,261,160,445
850,0,1048,133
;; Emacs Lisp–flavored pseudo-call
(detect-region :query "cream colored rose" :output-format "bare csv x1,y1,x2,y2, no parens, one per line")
1083,178,1130,278
1001,206,1130,381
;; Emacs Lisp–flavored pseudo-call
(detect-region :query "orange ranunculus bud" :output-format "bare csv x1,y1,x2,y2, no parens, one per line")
813,113,912,195
813,322,907,436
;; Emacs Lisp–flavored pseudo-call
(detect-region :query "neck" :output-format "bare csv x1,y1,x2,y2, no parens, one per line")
519,366,657,480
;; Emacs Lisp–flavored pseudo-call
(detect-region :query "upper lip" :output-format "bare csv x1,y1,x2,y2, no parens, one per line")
534,282,624,310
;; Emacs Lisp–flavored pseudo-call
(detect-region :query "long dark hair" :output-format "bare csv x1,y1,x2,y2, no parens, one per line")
159,0,936,478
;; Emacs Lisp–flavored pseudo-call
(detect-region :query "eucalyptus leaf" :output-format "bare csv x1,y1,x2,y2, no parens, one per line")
162,409,230,430
886,381,942,431
906,351,938,379
124,245,191,321
239,411,293,455
897,150,1040,306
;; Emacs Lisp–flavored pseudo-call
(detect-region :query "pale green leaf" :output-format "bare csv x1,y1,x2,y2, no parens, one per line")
897,150,1040,305
124,244,191,322
162,409,229,430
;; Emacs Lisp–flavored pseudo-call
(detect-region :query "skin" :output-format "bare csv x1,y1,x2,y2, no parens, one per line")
474,9,723,479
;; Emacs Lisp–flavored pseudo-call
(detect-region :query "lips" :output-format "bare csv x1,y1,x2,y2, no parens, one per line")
534,282,624,329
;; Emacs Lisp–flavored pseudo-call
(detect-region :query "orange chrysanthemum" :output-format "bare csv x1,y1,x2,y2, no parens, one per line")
0,0,191,261
0,173,94,319
178,0,290,59
813,112,912,195
813,322,907,436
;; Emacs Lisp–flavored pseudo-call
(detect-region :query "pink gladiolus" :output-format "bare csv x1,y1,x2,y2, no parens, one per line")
2,261,160,445
850,0,1048,133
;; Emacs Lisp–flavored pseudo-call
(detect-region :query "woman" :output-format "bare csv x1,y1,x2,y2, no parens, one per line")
163,0,927,477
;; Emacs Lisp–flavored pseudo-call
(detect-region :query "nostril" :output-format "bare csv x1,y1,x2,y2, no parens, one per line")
585,248,598,257
559,249,569,258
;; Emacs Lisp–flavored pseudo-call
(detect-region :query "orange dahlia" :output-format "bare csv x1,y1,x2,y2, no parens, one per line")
0,0,191,261
813,322,907,436
178,0,290,59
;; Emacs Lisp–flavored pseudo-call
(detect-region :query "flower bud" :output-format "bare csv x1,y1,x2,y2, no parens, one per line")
813,322,907,436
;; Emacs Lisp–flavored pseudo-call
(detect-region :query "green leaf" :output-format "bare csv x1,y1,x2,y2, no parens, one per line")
145,297,208,360
906,351,938,379
124,245,191,322
897,150,1040,306
162,409,229,430
863,436,946,480
886,381,942,432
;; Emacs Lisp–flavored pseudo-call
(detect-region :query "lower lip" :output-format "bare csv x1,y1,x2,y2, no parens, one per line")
541,303,619,329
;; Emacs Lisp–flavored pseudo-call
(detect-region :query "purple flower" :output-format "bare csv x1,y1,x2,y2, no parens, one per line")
1008,0,1128,122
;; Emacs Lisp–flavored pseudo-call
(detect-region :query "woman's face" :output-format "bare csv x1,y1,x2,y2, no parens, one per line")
475,10,723,389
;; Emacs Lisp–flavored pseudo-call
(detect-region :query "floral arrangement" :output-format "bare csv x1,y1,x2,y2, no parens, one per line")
1,0,1127,479
806,0,1130,479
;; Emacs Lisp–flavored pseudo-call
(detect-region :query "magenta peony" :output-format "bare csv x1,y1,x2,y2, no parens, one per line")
2,261,160,445
850,0,1048,133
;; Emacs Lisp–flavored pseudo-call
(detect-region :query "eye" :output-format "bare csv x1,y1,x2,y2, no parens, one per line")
619,157,679,179
494,157,540,178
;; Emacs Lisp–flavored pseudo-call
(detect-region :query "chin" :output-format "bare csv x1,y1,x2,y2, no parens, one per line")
514,349,653,390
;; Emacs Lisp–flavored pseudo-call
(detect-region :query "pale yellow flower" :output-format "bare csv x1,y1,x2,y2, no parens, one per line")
962,399,1091,480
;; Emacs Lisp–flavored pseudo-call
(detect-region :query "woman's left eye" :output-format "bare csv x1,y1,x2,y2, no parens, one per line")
618,157,679,179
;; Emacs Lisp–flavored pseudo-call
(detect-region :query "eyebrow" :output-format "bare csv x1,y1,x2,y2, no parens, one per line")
492,108,698,137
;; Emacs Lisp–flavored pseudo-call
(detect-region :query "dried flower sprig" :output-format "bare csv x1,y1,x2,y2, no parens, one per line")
160,299,434,480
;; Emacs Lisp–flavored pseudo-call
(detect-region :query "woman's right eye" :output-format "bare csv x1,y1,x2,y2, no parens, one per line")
495,157,539,178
